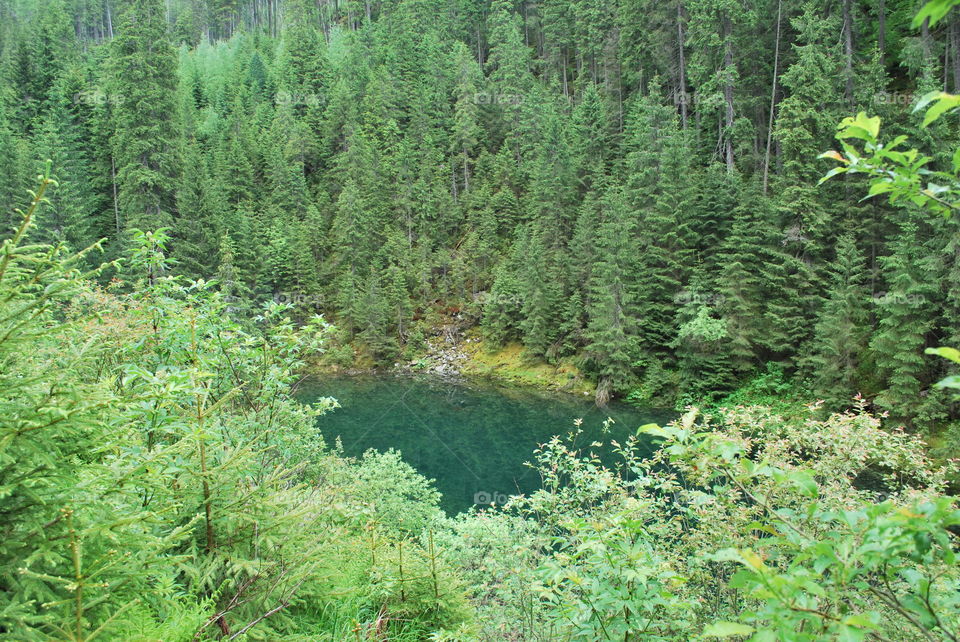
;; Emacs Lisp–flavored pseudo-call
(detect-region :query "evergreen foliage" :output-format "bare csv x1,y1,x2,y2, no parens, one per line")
3,0,959,423
2,0,960,634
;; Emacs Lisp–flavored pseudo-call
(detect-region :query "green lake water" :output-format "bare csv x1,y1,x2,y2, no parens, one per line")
296,374,672,515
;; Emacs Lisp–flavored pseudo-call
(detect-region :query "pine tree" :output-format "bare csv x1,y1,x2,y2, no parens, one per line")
356,270,398,361
110,0,179,234
457,185,501,302
381,230,415,343
0,171,185,640
583,184,639,403
685,0,756,171
572,81,612,178
40,70,110,254
276,0,328,180
687,163,737,275
216,97,258,210
622,93,693,364
870,215,943,423
10,1,73,134
216,232,250,316
560,191,601,356
713,181,765,374
32,118,76,245
264,102,311,220
517,222,567,360
330,174,380,334
716,183,816,374
803,234,871,409
173,137,216,277
0,108,31,233
775,2,848,265
485,0,535,149
450,42,483,196
672,275,736,402
483,242,525,346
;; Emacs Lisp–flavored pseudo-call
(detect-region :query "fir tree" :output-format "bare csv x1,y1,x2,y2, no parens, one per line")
173,136,216,277
870,215,943,422
450,42,483,195
583,184,639,403
672,281,736,403
803,234,871,409
110,0,180,233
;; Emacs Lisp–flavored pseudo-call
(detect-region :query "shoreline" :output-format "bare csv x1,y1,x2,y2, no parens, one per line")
309,332,597,399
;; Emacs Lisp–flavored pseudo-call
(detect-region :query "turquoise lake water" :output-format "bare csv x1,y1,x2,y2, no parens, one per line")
296,374,672,514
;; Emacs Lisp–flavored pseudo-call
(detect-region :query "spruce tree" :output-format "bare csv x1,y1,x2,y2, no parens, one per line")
483,241,525,346
672,278,736,402
517,222,567,359
622,94,693,364
110,0,180,234
485,0,535,150
714,182,767,374
450,42,483,196
0,109,31,233
775,2,848,266
583,184,639,403
870,215,943,423
803,234,871,409
173,137,216,278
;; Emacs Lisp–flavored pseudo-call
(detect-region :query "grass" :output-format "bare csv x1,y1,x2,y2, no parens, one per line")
459,333,594,396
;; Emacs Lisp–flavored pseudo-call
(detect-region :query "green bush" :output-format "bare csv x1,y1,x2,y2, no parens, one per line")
0,173,472,640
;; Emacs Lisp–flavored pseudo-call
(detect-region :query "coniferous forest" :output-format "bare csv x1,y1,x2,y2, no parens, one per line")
4,0,960,639
1,0,959,418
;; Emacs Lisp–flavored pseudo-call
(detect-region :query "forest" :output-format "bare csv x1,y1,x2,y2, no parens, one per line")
1,0,959,419
2,0,960,639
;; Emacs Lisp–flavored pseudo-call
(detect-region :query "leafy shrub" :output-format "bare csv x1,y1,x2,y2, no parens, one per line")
458,402,960,641
1,172,472,640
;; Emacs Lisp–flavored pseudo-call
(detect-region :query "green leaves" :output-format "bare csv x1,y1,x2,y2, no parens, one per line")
836,112,881,145
818,113,884,187
702,621,756,638
788,469,819,499
925,346,960,364
820,105,959,216
638,422,674,440
925,347,960,391
913,0,960,27
534,498,695,640
913,91,960,127
631,401,960,642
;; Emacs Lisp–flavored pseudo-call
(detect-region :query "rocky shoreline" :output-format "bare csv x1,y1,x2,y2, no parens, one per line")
317,316,594,396
394,333,478,377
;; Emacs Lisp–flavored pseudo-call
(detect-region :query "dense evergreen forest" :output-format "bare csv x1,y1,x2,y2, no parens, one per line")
3,0,960,421
3,0,960,638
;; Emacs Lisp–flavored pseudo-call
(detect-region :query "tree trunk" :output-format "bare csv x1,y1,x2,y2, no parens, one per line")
595,376,611,407
522,0,529,47
617,56,624,133
677,0,688,130
111,156,121,233
947,27,953,90
878,0,886,66
451,162,458,201
476,25,483,65
951,15,960,91
842,0,855,103
763,0,782,195
921,17,935,78
722,15,735,172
